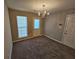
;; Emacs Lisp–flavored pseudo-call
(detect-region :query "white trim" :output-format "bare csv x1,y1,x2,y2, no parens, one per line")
13,34,43,43
9,43,13,59
44,35,64,44
44,35,74,49
13,34,74,49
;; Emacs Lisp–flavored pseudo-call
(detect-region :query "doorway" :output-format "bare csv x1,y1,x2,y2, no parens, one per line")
62,14,75,48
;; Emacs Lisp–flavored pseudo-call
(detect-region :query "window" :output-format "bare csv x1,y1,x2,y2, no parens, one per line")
17,16,28,38
34,19,40,29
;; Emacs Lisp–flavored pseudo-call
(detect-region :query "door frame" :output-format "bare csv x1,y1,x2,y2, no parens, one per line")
62,13,75,42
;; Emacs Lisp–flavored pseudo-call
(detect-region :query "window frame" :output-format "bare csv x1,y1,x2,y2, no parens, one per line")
16,16,28,38
34,19,40,29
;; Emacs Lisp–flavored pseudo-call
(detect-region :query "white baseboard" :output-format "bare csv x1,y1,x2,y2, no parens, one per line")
44,35,74,49
13,34,74,49
44,35,64,44
13,34,43,43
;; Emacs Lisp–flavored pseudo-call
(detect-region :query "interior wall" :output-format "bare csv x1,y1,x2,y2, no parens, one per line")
44,9,74,41
9,8,43,41
4,3,12,59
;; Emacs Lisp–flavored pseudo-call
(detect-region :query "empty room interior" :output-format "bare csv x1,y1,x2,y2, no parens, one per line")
4,0,75,59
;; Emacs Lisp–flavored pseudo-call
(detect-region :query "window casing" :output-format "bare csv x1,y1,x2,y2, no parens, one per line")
34,19,40,29
17,16,28,38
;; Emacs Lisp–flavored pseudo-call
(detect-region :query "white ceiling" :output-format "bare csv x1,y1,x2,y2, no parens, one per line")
6,0,75,13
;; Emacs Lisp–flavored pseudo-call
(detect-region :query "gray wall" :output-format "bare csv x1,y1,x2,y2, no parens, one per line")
44,9,74,41
4,2,12,59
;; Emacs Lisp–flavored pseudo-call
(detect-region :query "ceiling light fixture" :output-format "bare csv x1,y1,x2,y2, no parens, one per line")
37,0,50,18
38,4,50,17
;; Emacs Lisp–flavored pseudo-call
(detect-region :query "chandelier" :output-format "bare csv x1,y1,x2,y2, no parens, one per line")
37,4,50,18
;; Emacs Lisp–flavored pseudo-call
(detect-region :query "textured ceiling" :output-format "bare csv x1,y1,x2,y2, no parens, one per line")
6,0,75,13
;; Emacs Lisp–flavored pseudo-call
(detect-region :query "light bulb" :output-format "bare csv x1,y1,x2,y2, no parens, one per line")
44,10,46,14
47,12,50,15
38,12,40,16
